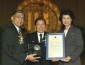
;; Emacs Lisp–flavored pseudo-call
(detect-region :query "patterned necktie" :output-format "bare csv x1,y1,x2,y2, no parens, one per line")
19,28,22,35
18,28,24,44
40,34,42,43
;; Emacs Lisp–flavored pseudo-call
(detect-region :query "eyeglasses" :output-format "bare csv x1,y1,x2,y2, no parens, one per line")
14,15,25,20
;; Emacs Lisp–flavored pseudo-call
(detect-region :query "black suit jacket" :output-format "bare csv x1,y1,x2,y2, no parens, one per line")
1,23,27,65
25,32,53,65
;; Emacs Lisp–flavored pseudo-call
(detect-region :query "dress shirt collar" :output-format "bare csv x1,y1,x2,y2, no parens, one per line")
12,22,20,32
37,32,44,43
37,32,44,38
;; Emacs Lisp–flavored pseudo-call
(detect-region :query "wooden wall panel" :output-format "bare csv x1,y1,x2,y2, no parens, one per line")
70,0,78,25
50,0,85,27
62,0,71,9
77,0,83,26
54,0,63,12
0,0,85,27
82,0,85,25
0,0,3,26
0,0,24,27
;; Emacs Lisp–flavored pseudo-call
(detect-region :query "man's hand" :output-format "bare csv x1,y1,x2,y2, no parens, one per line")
26,54,41,62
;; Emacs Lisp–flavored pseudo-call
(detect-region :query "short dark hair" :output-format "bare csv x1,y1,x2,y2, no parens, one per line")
59,8,75,23
12,10,25,17
34,17,46,25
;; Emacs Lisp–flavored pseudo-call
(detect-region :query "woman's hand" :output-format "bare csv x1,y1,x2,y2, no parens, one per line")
61,56,71,62
52,58,59,62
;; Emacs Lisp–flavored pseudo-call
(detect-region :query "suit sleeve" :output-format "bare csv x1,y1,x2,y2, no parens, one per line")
70,28,84,62
25,34,30,44
2,29,27,64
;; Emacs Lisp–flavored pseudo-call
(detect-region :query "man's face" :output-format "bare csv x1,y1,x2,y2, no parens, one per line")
11,12,25,27
35,20,46,33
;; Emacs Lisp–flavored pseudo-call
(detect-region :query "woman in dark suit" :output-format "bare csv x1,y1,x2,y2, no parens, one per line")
52,8,84,65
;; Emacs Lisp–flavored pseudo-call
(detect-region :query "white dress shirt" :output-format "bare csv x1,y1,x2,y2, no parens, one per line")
64,30,68,37
37,32,44,43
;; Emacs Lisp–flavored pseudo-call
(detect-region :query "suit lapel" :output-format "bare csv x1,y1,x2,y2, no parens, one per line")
11,23,20,36
11,23,27,51
43,32,47,40
35,32,39,43
65,25,74,41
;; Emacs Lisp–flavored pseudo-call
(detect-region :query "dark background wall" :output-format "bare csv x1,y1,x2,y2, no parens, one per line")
0,0,23,27
50,0,85,26
0,0,85,27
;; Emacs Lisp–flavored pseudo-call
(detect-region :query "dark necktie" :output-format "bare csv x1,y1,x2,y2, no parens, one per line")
40,34,42,43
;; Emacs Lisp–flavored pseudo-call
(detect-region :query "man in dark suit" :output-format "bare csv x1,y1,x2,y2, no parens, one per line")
25,17,53,65
1,10,40,65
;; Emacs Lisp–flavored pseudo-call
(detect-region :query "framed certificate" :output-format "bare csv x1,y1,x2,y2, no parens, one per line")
46,33,65,60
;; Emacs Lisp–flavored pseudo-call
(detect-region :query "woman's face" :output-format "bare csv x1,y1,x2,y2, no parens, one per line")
62,15,72,27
